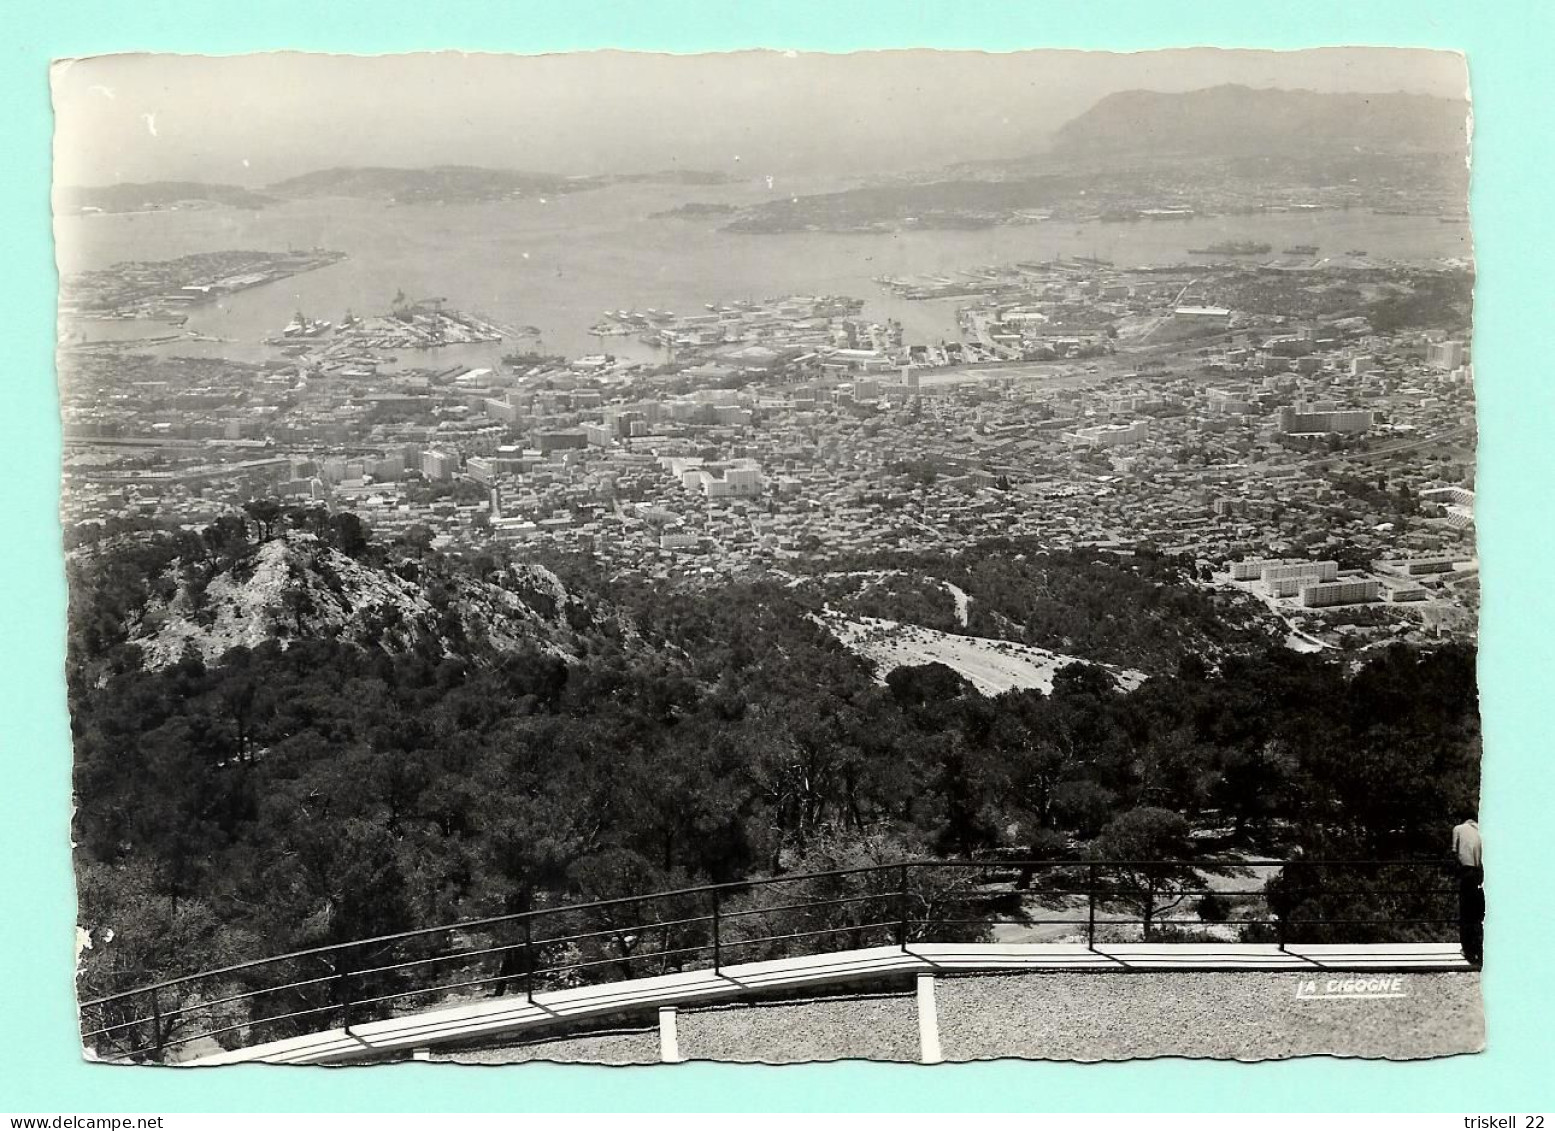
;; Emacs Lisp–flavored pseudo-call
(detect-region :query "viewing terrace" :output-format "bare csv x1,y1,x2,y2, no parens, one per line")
78,857,1476,1066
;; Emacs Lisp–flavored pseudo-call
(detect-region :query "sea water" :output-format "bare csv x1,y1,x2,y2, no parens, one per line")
54,180,1472,367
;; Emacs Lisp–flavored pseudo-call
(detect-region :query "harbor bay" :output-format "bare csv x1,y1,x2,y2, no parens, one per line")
56,182,1470,365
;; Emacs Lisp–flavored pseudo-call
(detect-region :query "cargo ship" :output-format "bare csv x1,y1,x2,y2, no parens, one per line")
1187,241,1273,256
1282,244,1319,255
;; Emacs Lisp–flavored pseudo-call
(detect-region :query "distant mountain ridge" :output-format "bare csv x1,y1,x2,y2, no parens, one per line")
57,181,274,214
266,165,737,199
60,165,741,212
1051,84,1469,161
55,87,1469,228
264,164,590,203
725,85,1470,232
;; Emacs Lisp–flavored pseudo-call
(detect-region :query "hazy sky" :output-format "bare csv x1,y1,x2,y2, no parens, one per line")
51,48,1469,187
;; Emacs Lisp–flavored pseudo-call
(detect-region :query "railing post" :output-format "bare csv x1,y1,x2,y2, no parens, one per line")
336,947,353,1036
897,864,910,951
1277,862,1293,952
711,889,722,974
523,916,534,1003
1086,863,1098,950
148,987,164,1055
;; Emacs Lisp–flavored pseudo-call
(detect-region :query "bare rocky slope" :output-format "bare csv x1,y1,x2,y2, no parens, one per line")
126,531,622,668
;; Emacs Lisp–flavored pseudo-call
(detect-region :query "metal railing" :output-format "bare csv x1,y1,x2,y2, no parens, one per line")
77,856,1462,1062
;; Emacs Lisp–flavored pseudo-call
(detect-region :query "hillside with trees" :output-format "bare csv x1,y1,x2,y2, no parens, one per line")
69,505,1480,1030
793,541,1284,675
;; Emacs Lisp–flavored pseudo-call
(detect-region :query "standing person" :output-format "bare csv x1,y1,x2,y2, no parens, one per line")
1451,812,1484,966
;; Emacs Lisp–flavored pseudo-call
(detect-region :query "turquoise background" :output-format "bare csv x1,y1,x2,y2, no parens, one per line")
4,0,1551,1113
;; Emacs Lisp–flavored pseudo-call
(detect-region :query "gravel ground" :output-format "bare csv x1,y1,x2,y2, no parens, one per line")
423,972,1480,1064
678,992,920,1063
430,1024,662,1065
935,971,1483,1062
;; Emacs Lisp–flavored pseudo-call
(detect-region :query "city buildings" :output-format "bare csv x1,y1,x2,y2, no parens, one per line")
1300,578,1383,607
1172,305,1232,326
57,256,1477,648
421,449,459,481
1427,340,1466,370
1067,421,1149,447
1278,406,1374,434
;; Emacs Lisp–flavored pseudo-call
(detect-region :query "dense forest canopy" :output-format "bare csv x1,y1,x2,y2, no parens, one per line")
68,504,1480,1007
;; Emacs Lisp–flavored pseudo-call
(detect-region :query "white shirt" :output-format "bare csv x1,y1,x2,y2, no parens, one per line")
1452,820,1483,868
